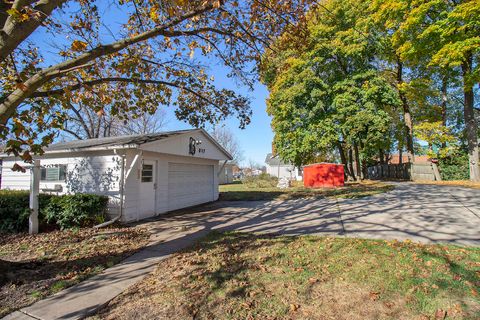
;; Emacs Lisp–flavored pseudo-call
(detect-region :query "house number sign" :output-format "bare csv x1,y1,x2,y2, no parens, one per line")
189,137,206,155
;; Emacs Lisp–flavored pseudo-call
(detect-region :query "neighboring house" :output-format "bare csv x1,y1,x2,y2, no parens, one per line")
218,161,234,184
0,129,232,222
389,153,430,164
265,153,302,180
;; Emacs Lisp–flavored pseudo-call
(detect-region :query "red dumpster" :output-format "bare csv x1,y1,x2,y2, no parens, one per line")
303,163,344,188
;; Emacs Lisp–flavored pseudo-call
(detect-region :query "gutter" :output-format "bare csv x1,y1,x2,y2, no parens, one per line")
0,144,138,159
94,149,126,228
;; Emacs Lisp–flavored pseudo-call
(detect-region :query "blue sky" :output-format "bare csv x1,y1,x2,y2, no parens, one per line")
32,2,274,167
162,71,274,166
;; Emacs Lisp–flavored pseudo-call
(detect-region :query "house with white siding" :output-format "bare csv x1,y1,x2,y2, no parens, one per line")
0,129,232,222
265,153,302,181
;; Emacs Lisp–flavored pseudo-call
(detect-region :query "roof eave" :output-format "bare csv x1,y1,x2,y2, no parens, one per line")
0,144,138,158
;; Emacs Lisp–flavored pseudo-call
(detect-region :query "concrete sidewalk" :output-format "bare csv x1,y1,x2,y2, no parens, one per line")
3,226,211,320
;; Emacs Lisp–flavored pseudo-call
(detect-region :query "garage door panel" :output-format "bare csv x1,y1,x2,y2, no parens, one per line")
168,163,214,211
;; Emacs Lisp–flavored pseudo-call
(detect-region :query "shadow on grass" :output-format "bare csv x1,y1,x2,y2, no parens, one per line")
219,183,395,201
105,231,479,319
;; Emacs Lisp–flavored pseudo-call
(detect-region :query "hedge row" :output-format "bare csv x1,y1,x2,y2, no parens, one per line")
0,190,109,232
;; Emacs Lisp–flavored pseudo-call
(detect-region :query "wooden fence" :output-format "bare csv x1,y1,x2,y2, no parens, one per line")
367,163,436,181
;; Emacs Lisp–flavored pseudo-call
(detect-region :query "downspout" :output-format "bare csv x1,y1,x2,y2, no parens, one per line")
94,149,126,228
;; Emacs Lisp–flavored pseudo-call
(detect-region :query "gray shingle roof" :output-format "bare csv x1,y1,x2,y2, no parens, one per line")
46,129,196,151
265,153,291,166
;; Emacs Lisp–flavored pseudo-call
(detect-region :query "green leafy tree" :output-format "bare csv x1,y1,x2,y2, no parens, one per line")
378,0,480,180
262,0,401,180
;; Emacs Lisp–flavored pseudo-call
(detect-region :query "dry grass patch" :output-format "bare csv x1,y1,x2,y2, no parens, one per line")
219,180,394,201
0,227,150,317
93,232,480,320
414,180,480,189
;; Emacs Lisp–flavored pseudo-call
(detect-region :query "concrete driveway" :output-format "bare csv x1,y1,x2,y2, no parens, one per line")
145,182,480,246
10,183,479,320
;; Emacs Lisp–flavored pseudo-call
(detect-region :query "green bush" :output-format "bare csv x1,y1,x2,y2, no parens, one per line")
0,190,54,232
242,173,278,188
0,190,31,232
439,151,470,181
43,194,108,230
0,191,108,232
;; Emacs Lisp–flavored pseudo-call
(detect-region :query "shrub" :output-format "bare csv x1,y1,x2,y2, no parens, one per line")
0,190,54,232
43,194,108,230
0,190,31,232
0,191,108,232
242,173,278,188
439,150,470,181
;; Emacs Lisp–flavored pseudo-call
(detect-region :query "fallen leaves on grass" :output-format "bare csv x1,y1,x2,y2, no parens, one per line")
92,232,480,320
0,227,150,317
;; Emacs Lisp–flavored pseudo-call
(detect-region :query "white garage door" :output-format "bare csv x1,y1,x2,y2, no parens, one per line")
168,163,214,211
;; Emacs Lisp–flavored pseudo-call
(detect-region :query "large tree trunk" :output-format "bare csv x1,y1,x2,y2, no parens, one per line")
396,59,415,163
462,55,480,182
0,0,67,63
354,142,362,180
337,142,353,180
379,149,385,165
441,75,448,149
348,147,356,181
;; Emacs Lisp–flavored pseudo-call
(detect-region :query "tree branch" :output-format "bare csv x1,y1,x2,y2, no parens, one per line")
33,77,225,111
1,0,67,63
62,127,84,140
0,1,219,125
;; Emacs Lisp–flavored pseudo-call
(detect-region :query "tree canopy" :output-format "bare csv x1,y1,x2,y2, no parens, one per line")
0,0,311,162
262,0,479,181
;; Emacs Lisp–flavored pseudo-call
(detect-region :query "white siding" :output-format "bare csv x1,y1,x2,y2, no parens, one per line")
0,162,31,190
140,130,228,160
0,154,122,215
266,164,302,181
1,130,229,223
122,151,219,222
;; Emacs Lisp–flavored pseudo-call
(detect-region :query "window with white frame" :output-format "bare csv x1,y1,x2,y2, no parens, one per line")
141,164,153,182
40,165,66,182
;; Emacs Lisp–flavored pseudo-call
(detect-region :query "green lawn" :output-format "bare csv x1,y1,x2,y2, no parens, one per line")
219,180,394,201
93,232,480,319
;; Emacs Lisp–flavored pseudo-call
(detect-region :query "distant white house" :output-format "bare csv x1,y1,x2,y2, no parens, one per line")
265,153,302,180
0,129,232,222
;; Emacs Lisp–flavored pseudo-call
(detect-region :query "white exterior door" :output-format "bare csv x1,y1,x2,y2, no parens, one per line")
139,160,156,219
168,163,214,211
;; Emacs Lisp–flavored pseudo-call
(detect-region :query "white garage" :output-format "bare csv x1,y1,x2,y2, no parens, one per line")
167,163,214,211
0,129,232,222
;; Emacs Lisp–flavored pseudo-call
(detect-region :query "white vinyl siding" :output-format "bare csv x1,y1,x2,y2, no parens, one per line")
0,155,122,216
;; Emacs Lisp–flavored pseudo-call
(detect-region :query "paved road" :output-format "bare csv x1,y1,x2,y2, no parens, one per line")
143,182,480,246
6,182,479,320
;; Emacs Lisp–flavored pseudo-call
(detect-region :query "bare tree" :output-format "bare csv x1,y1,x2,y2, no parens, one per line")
61,102,168,140
210,126,244,164
112,110,168,136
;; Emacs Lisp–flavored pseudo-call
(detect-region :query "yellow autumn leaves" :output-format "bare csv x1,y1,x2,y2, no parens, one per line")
71,40,88,52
